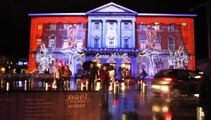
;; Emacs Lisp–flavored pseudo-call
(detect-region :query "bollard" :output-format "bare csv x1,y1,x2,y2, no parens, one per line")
64,80,67,91
109,81,113,91
113,81,119,94
24,80,27,91
86,81,89,91
142,81,147,94
6,82,10,91
28,79,31,90
45,83,49,91
81,82,86,91
95,81,101,91
137,80,142,91
121,82,126,91
197,107,205,120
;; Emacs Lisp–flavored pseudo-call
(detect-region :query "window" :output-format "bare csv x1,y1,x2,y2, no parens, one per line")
94,22,100,30
168,36,175,50
37,24,42,30
49,34,56,39
94,38,99,48
140,35,146,42
168,24,174,31
49,24,56,31
124,38,129,48
155,36,161,49
139,35,147,49
124,22,129,30
140,24,146,31
48,34,56,48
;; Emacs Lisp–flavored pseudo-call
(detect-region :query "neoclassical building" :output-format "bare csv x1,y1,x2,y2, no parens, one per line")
29,2,196,78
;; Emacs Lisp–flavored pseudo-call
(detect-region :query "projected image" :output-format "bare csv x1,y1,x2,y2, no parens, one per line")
137,23,189,76
35,23,86,74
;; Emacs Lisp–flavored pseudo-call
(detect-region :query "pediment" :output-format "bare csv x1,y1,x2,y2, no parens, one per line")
86,2,137,16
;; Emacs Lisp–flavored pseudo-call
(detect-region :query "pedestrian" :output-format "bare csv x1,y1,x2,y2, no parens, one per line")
140,68,147,80
61,65,72,90
100,65,110,93
88,62,98,91
54,64,62,91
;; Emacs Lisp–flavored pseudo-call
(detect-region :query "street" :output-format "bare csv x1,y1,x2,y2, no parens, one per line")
102,82,199,120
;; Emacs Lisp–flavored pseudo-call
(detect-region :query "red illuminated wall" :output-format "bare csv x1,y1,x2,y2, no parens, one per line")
136,17,195,70
29,16,87,73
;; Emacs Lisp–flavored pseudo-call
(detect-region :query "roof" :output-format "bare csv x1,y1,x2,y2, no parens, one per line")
28,2,196,17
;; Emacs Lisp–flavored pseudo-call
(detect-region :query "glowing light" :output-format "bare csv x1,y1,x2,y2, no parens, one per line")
121,82,125,91
121,64,125,67
18,81,23,87
1,67,5,73
151,85,169,92
95,82,101,91
152,105,160,112
194,94,199,97
96,63,101,68
163,78,172,82
162,106,169,113
161,86,169,92
164,112,172,120
194,76,201,79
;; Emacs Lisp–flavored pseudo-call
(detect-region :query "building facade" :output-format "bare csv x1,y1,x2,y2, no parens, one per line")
29,2,195,78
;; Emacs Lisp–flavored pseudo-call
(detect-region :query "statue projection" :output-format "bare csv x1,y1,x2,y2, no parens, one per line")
35,23,86,74
106,21,117,48
138,23,189,76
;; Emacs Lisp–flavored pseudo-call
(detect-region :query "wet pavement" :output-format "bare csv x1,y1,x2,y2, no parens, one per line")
102,82,199,120
0,79,200,120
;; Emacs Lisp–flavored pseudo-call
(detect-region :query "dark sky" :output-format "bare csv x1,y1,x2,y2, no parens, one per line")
0,0,210,60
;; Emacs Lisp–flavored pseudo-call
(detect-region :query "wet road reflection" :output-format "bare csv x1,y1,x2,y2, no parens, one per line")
103,83,199,120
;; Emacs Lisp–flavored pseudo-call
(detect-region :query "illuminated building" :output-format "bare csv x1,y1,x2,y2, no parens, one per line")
28,2,196,78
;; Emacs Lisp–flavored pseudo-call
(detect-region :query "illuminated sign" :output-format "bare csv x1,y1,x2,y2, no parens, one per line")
95,53,128,59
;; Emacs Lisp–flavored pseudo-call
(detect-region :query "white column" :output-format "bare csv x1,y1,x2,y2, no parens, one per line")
102,19,106,48
132,20,136,48
88,19,92,48
117,19,121,48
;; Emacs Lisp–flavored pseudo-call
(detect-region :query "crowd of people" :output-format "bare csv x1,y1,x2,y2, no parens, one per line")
52,61,149,92
53,62,111,92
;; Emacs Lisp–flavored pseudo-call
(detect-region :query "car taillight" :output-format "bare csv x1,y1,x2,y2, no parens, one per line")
163,77,172,82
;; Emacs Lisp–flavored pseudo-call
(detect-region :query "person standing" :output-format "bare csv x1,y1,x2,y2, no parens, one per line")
88,63,98,91
61,65,72,90
100,65,110,93
140,68,147,80
54,65,62,91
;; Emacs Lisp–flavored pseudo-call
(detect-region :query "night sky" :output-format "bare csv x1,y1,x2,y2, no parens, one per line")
0,0,210,60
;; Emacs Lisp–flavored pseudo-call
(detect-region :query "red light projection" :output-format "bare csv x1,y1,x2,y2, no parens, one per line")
29,16,87,73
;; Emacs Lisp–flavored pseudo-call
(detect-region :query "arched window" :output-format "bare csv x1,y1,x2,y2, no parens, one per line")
168,36,175,50
48,34,56,48
139,35,147,50
139,24,146,31
168,24,175,31
155,35,161,42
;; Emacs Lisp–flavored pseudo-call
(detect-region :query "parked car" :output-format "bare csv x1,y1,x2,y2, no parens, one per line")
151,69,202,97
